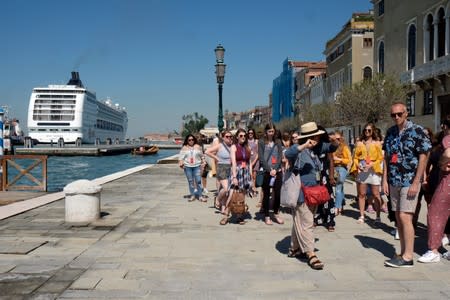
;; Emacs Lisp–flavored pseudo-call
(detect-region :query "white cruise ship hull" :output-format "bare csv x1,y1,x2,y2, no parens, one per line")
27,72,128,144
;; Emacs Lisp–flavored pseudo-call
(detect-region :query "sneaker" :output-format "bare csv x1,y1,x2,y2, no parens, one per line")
442,251,450,260
418,250,440,263
442,235,449,247
384,256,414,268
188,195,196,202
202,188,209,195
366,205,375,214
381,205,388,213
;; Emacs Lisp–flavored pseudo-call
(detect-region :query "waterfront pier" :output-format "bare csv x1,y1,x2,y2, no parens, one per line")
14,143,181,156
0,163,448,299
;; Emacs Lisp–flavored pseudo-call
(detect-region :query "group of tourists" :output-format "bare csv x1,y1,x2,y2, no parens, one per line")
178,101,450,270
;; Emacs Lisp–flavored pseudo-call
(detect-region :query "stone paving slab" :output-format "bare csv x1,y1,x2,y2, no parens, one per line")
0,164,448,299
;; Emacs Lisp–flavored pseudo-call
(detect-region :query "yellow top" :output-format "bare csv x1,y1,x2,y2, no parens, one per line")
333,143,352,169
350,141,383,175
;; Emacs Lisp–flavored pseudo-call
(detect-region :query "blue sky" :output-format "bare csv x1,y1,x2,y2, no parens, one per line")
0,0,371,137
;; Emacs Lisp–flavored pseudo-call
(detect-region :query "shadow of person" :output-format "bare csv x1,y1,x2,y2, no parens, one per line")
354,234,396,258
275,235,291,255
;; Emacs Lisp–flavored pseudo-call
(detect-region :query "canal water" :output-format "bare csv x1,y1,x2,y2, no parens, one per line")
5,149,178,192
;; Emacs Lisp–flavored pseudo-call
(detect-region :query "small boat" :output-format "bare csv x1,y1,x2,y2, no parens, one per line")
132,145,159,155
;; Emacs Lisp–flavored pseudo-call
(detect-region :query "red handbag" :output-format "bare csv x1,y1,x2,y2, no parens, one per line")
302,185,330,206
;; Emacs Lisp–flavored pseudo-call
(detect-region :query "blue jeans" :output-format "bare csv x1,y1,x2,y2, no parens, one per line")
184,166,203,197
334,166,348,209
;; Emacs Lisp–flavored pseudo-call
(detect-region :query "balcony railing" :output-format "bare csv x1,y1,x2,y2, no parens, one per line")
401,55,450,84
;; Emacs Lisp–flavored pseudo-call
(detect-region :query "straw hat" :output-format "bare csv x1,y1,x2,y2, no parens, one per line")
298,122,325,139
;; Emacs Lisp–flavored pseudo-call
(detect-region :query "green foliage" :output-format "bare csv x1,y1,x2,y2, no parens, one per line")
275,117,299,133
304,102,337,128
181,112,209,138
335,74,408,125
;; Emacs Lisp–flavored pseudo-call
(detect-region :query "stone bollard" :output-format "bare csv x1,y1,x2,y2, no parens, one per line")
64,179,102,225
75,137,82,147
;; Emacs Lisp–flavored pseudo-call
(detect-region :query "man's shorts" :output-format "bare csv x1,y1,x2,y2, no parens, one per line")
389,185,419,213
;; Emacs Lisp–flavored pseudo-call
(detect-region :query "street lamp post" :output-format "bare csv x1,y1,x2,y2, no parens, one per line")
214,44,226,132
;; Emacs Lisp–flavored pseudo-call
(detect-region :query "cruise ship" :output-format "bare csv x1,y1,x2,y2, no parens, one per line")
27,72,128,144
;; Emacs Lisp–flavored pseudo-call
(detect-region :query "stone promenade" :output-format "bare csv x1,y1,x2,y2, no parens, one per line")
0,164,449,299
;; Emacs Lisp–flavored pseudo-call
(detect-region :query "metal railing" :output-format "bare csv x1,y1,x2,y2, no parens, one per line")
1,155,47,191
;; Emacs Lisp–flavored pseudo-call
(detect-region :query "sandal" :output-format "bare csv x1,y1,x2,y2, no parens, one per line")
219,217,229,225
274,214,284,225
287,248,305,258
237,217,246,225
307,255,324,270
327,226,335,232
357,216,365,224
264,217,273,225
188,196,196,202
200,196,208,203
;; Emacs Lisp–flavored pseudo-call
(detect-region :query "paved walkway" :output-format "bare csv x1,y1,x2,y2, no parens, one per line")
0,164,448,299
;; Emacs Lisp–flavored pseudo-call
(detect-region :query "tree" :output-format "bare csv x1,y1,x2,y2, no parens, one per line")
303,102,337,128
335,74,409,125
181,112,209,138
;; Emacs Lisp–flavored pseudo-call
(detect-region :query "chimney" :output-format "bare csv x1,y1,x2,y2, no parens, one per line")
67,71,84,87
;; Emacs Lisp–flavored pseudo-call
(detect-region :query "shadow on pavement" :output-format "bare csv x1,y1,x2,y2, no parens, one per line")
354,234,396,258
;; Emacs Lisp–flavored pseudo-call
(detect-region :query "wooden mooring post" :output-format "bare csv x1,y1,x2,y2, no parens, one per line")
1,155,48,191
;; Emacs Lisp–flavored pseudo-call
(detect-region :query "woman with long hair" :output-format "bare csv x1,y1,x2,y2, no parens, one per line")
350,123,384,224
221,128,253,225
247,127,259,196
332,130,352,215
258,123,284,225
205,130,234,214
178,134,207,202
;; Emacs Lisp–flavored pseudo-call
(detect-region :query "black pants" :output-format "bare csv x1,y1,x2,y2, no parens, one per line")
262,171,282,217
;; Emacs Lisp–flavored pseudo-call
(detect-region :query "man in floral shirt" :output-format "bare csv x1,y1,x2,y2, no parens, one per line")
382,102,431,268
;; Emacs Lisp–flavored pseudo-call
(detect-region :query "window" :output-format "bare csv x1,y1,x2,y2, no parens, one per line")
363,66,372,80
378,0,384,16
378,41,385,73
407,25,416,70
424,90,433,114
406,93,416,116
438,8,445,57
363,38,373,48
426,14,434,61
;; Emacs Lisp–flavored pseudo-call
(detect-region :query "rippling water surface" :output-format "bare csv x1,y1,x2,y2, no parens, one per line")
44,149,177,191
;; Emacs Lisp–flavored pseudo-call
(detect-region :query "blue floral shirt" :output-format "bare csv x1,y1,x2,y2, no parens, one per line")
383,120,431,187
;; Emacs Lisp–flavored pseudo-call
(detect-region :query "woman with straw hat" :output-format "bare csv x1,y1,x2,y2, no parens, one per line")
284,122,338,270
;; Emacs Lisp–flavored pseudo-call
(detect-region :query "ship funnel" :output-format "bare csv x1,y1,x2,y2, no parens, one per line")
67,71,84,87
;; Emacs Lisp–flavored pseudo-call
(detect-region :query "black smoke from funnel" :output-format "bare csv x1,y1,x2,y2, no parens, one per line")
67,72,84,87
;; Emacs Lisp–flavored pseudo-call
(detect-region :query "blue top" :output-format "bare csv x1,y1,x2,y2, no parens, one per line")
383,120,432,187
285,142,336,203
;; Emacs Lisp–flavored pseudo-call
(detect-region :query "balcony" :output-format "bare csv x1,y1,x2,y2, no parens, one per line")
401,54,450,84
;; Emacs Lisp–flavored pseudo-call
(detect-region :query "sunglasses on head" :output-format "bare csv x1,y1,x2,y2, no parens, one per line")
390,112,405,118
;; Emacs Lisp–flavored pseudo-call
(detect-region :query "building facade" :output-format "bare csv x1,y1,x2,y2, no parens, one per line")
324,11,375,102
373,0,450,130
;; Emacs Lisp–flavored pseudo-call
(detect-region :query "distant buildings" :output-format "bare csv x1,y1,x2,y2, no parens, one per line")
223,1,447,133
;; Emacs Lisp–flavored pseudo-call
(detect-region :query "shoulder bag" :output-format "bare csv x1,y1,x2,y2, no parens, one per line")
280,156,301,208
302,149,330,206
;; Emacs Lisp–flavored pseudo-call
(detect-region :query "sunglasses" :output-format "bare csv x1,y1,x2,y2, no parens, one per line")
248,132,254,135
390,112,405,118
238,134,246,138
364,129,372,132
224,135,232,138
188,138,194,141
